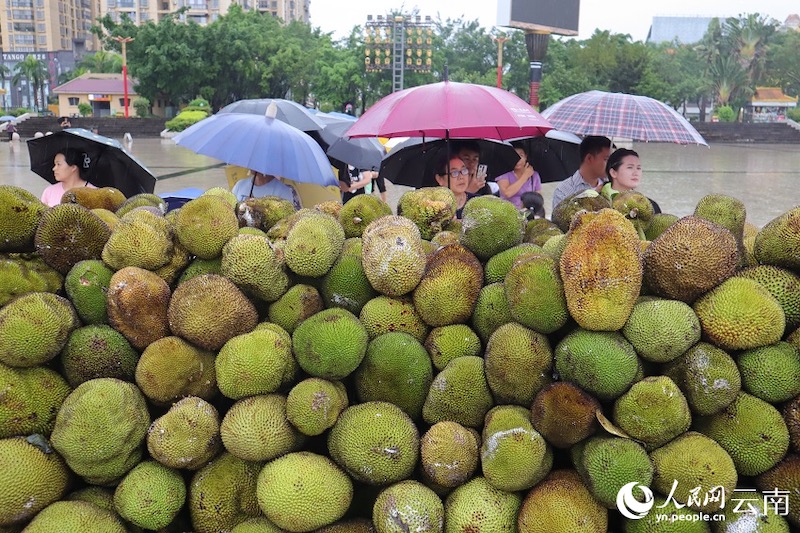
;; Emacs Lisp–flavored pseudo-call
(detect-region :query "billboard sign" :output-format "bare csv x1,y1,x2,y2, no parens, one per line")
497,0,580,36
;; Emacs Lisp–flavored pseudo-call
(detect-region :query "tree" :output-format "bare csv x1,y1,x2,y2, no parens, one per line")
77,50,123,73
12,55,48,110
766,30,800,97
723,13,778,86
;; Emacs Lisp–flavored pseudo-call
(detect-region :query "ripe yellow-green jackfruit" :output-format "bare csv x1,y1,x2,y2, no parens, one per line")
147,396,221,470
220,394,305,462
517,469,607,532
178,256,222,284
0,253,63,307
471,282,512,343
737,342,800,403
753,206,800,271
315,519,376,533
115,193,166,218
267,283,323,333
459,195,524,260
60,324,138,387
643,212,679,241
710,489,791,533
202,186,237,208
560,208,643,331
286,378,348,436
340,194,393,238
623,495,712,533
328,401,419,485
236,196,295,233
221,233,290,302
663,342,741,416
107,266,171,350
424,324,481,371
114,460,186,530
284,211,345,277
573,436,653,509
64,259,113,325
397,187,457,241
420,421,479,489
612,376,691,449
373,480,444,533
216,328,295,399
361,215,426,296
61,186,126,212
22,500,126,533
551,189,611,232
34,203,112,274
756,454,800,528
736,265,800,330
0,292,78,367
175,195,239,259
422,356,494,428
101,208,174,271
444,476,521,532
612,190,654,238
524,218,564,246
483,243,543,284
622,298,701,362
292,307,368,380
0,363,71,438
66,486,115,511
413,244,483,327
257,451,353,532
230,516,286,533
0,185,47,252
505,253,569,334
135,336,217,405
530,381,600,449
0,436,70,526
321,248,378,315
359,295,429,342
484,322,552,406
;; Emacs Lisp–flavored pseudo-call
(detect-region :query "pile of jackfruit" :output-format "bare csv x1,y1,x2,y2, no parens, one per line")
1,183,800,533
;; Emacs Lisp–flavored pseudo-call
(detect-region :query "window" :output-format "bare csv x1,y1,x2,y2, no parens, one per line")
120,98,127,107
68,97,79,105
36,23,45,31
37,35,46,45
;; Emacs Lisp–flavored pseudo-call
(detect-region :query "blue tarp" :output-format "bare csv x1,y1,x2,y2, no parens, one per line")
158,187,205,211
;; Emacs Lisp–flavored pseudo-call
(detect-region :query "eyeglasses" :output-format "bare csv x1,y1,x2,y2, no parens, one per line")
449,168,470,178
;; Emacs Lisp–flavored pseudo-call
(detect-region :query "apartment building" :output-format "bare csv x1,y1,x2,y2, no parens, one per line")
99,0,310,26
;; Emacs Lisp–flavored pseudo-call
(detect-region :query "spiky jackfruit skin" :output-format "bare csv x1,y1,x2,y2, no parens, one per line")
517,469,607,533
0,185,47,252
174,195,239,259
286,378,348,436
340,194,393,238
613,376,692,450
505,253,569,334
178,256,222,284
257,451,353,532
574,436,653,509
115,193,166,218
643,216,739,303
711,489,791,533
481,405,551,492
554,329,639,401
22,500,127,532
66,486,115,511
60,324,138,387
147,396,221,470
51,378,150,485
754,206,800,271
135,336,217,405
737,342,800,403
373,480,444,533
694,194,747,261
114,460,186,530
189,453,263,533
220,394,305,462
220,233,290,302
484,322,552,406
267,283,323,333
202,186,237,208
424,324,481,371
230,516,285,533
91,207,119,230
445,476,522,533
168,274,259,352
236,196,295,232
431,230,459,246
695,392,789,477
756,454,800,528
315,519,376,533
64,259,113,325
613,190,655,238
107,266,171,351
784,397,800,454
101,208,173,271
0,292,78,367
361,216,426,296
0,253,63,306
397,187,457,241
154,239,191,286
292,308,368,380
622,298,701,362
471,282,512,343
643,212,679,241
359,295,429,342
560,208,643,331
0,436,70,526
216,328,296,399
0,363,71,438
322,250,377,315
422,356,494,428
328,401,419,485
663,342,741,416
284,212,345,277
736,265,800,330
650,432,737,512
530,381,600,449
459,195,524,261
483,243,543,284
524,218,563,246
623,496,712,533
413,244,483,327
420,421,479,489
34,203,112,274
693,277,785,351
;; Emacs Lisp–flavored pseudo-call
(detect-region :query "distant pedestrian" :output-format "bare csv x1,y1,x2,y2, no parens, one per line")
5,121,16,142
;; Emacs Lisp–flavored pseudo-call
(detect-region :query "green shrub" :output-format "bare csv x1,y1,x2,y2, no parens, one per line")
133,97,151,118
715,105,736,122
182,98,211,114
165,110,208,132
787,108,800,122
78,102,93,117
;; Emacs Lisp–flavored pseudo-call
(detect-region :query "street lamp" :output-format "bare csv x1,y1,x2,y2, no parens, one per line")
493,34,509,89
112,36,134,118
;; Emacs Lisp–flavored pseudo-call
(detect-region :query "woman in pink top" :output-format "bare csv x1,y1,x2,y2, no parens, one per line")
495,144,541,209
40,148,96,206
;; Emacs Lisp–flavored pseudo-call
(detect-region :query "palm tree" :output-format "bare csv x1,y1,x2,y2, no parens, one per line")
77,50,122,73
723,14,778,86
12,55,48,110
709,55,749,106
0,64,10,109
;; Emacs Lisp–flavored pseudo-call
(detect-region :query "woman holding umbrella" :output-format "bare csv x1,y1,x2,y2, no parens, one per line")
40,148,96,207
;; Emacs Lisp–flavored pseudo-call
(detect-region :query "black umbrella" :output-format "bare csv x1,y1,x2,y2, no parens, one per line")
218,98,325,133
515,130,582,183
27,128,157,198
379,138,521,188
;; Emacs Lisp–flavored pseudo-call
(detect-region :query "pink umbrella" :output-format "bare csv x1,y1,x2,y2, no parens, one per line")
345,81,553,140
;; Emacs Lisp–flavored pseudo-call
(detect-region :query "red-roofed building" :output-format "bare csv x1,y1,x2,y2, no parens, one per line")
52,73,167,118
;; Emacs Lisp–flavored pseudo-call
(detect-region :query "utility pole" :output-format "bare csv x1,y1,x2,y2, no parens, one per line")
493,34,509,89
112,36,134,118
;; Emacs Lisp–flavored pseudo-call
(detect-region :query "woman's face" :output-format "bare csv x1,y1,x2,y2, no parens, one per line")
52,153,77,183
513,148,527,171
436,157,470,194
610,155,642,191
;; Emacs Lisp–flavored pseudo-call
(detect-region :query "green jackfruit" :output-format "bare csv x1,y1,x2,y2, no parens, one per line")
413,244,483,327
622,298,701,362
175,195,239,259
505,253,569,334
22,500,126,532
115,193,166,218
361,215,426,296
220,394,305,462
267,283,323,333
397,187,457,240
738,342,800,403
756,454,800,528
221,233,290,302
424,324,481,371
484,322,552,406
202,186,237,208
445,476,522,533
710,489,790,533
216,328,296,399
613,376,691,449
373,480,444,533
517,469,607,533
147,396,221,470
483,243,543,284
0,185,46,252
236,196,295,232
286,378,348,436
643,212,679,241
459,195,524,260
114,460,186,530
178,256,222,284
101,208,173,271
0,292,78,367
284,211,345,277
292,308,369,380
694,194,747,264
135,336,217,405
0,363,71,438
420,421,479,489
736,265,800,330
574,436,653,508
663,342,741,416
322,250,378,315
0,253,63,307
612,190,654,238
340,194,393,238
753,206,800,271
60,324,138,387
551,188,611,232
524,218,564,246
64,259,113,324
359,295,428,342
471,282,512,343
422,356,494,428
34,203,112,274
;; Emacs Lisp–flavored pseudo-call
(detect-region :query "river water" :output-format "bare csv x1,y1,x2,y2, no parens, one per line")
3,138,798,228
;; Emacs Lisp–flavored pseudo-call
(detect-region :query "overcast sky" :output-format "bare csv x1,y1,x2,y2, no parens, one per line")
309,0,795,42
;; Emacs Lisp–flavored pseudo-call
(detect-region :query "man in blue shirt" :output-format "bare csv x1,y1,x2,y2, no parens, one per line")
551,136,612,212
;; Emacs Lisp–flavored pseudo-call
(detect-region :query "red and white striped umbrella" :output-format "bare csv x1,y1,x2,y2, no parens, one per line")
541,90,708,146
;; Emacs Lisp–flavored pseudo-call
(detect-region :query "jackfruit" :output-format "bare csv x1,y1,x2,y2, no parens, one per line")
220,233,290,302
257,451,353,532
66,486,115,511
202,186,237,208
0,253,63,306
153,238,191,286
284,211,345,277
524,218,563,246
373,480,444,533
516,469,607,532
21,500,126,532
756,454,800,528
91,207,119,229
60,324,138,386
420,421,479,489
471,282,512,343
505,253,569,333
643,216,738,303
737,342,800,403
286,377,348,436
107,266,171,350
292,307,368,380
663,342,740,416
230,516,285,533
220,394,305,462
315,519,376,533
0,436,70,526
236,196,295,232
64,259,113,324
168,274,259,351
612,376,692,449
115,193,166,218
135,336,217,405
0,363,71,438
34,203,112,274
0,292,78,367
693,277,784,350
422,356,494,428
785,397,800,454
484,321,552,406
560,208,643,331
554,329,640,401
622,298,701,362
413,244,483,326
178,256,222,284
175,195,239,259
321,250,377,314
694,392,789,477
216,328,295,399
483,243,543,284
424,324,481,371
611,190,654,237
359,295,428,342
101,208,173,271
530,381,601,449
51,378,150,484
397,187,457,240
114,460,186,530
444,476,522,533
650,431,737,512
0,185,46,252
340,194,393,238
431,230,459,246
267,284,323,333
710,489,791,533
328,401,419,485
361,215,426,296
541,233,567,259
574,436,653,509
147,396,221,470
551,189,611,232
622,495,712,532
753,206,800,271
459,195,524,260
735,265,800,329
643,212,679,241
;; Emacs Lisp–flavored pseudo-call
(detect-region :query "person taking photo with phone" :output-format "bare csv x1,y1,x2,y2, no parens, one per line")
495,143,541,209
455,141,493,195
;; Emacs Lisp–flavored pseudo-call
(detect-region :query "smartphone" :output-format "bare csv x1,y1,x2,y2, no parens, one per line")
477,164,488,179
